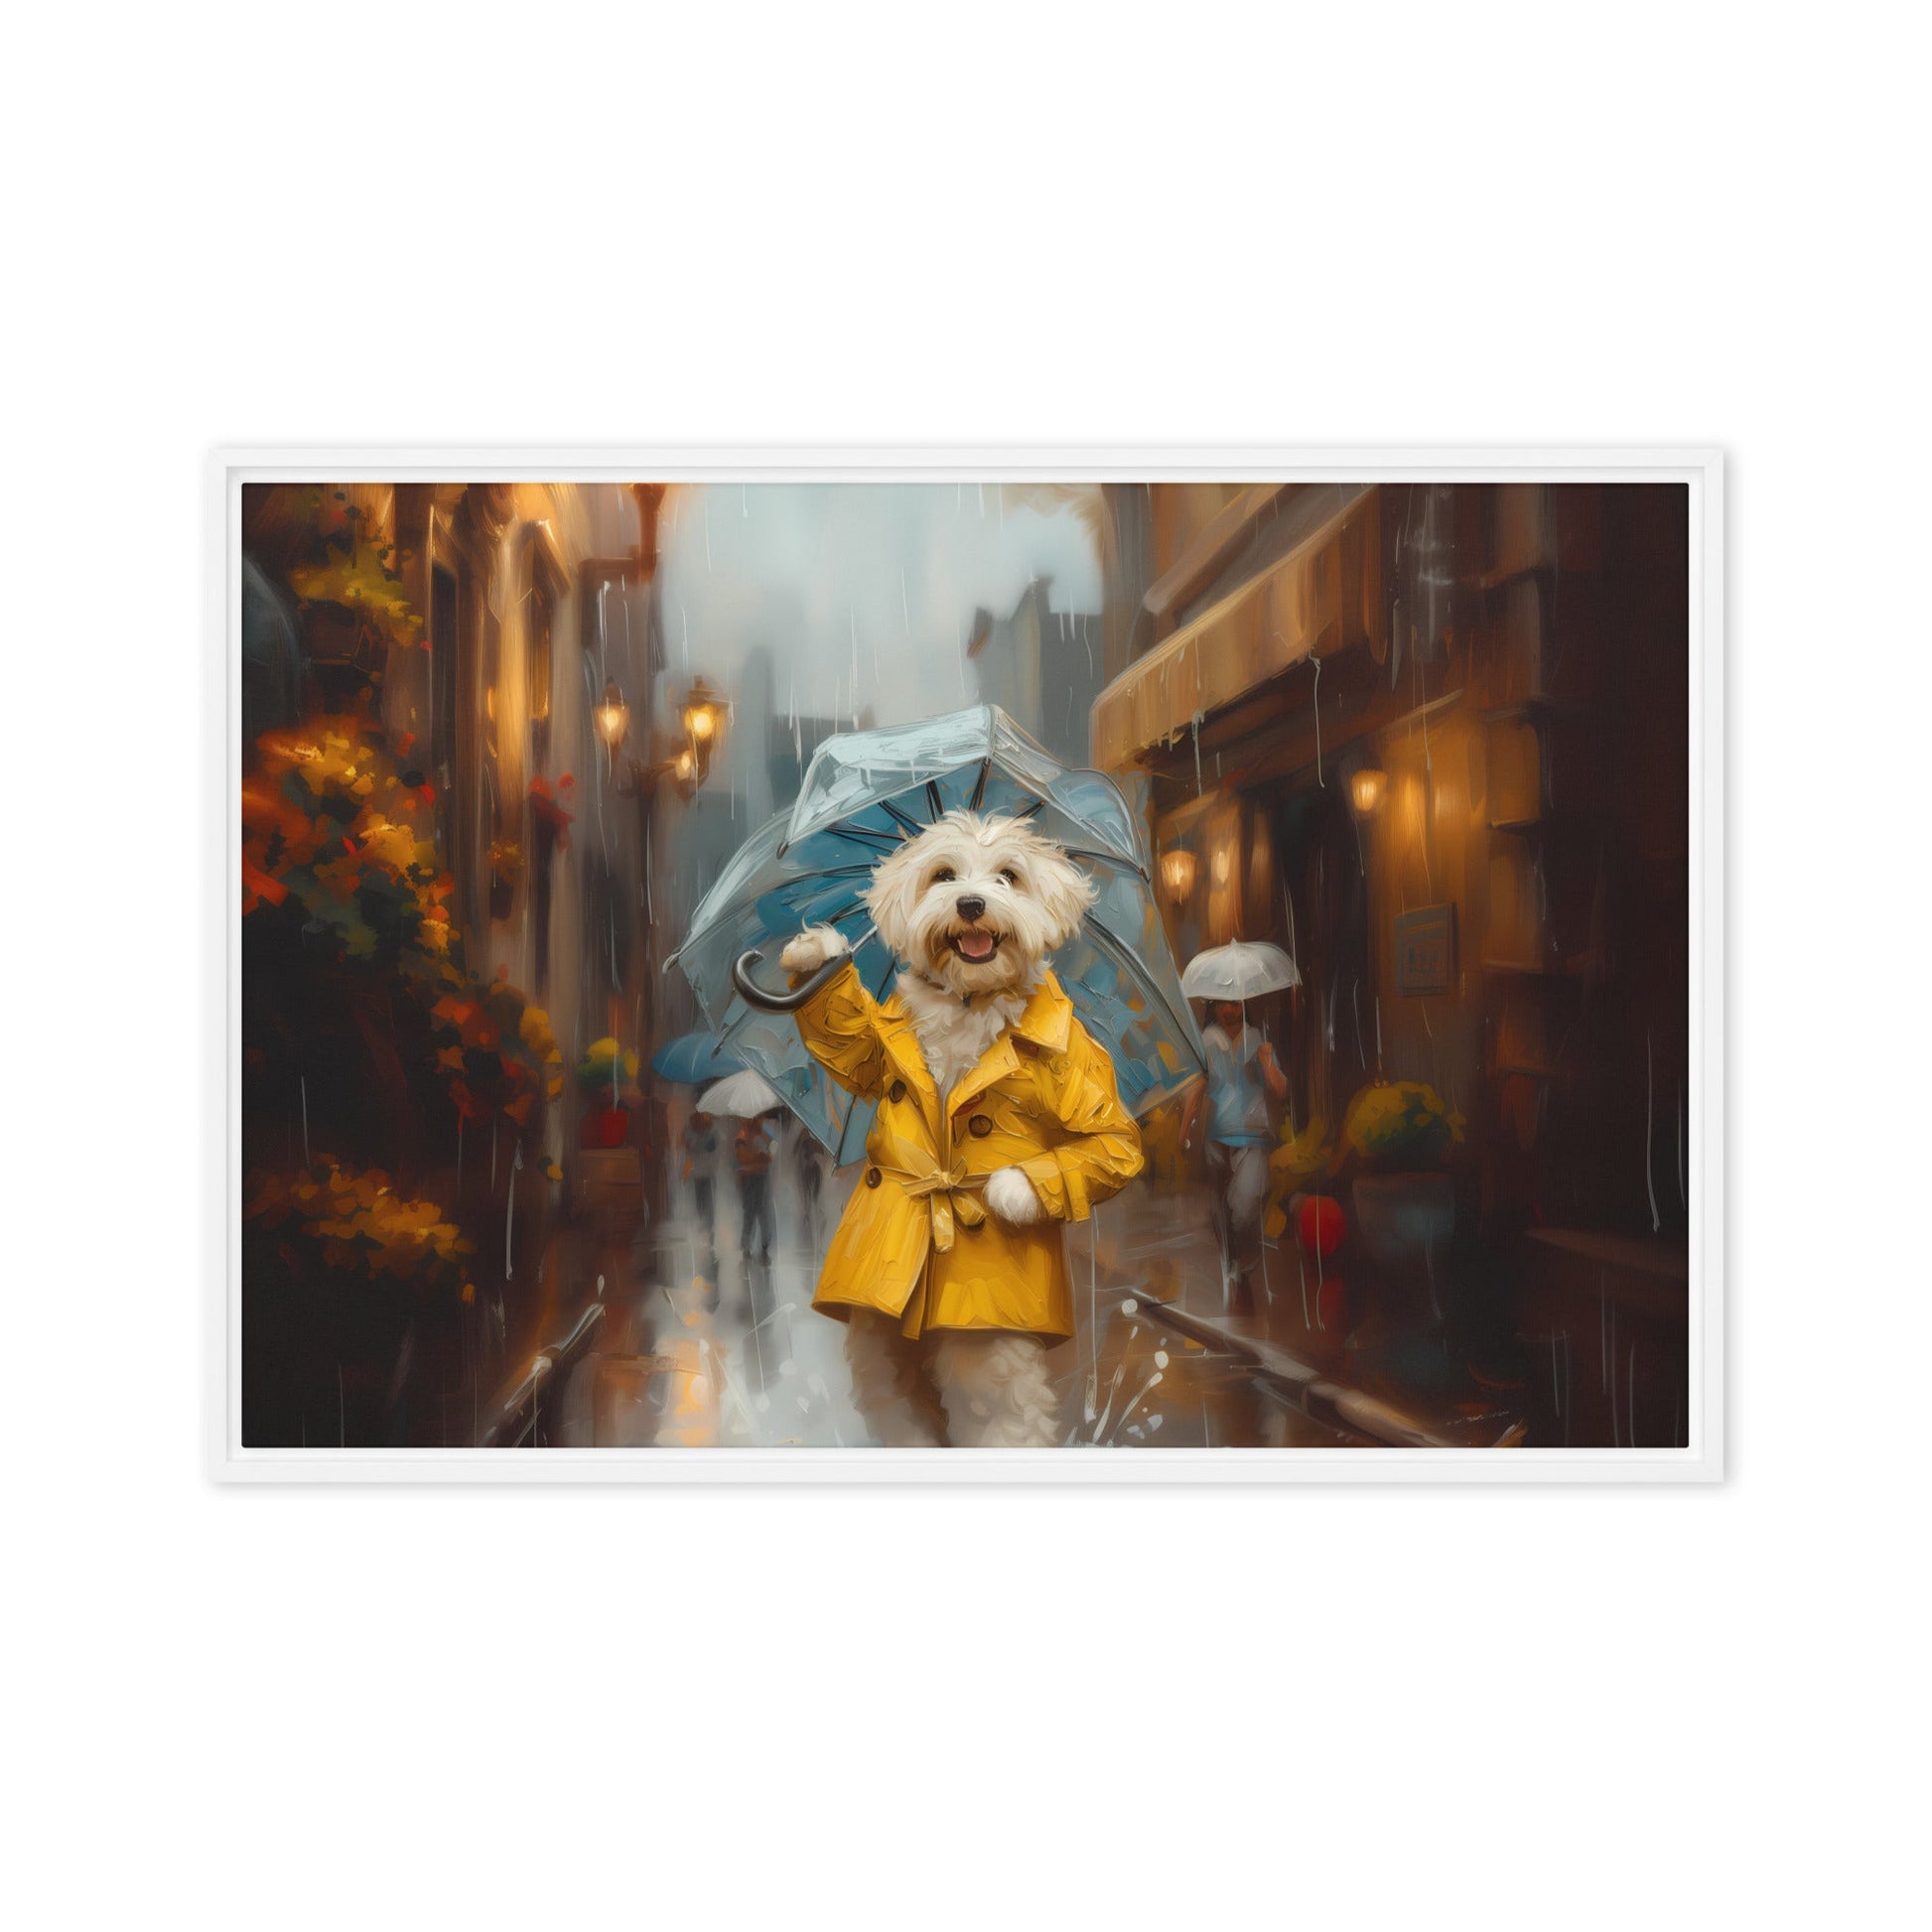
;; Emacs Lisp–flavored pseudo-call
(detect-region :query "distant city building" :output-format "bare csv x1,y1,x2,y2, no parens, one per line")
965,578,1104,766
767,706,846,809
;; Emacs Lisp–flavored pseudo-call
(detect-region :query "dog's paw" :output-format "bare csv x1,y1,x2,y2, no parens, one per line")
780,924,850,977
984,1165,1046,1226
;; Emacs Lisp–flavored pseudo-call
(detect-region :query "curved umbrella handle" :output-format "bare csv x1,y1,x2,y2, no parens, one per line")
731,946,848,1014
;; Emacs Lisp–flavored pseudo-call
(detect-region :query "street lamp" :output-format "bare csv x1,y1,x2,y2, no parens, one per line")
1160,848,1197,905
594,680,630,759
1349,766,1388,818
611,676,727,802
679,676,726,749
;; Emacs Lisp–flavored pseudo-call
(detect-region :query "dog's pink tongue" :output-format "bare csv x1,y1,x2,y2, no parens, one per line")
957,930,995,960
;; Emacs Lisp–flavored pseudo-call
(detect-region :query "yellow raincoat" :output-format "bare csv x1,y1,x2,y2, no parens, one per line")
793,962,1144,1338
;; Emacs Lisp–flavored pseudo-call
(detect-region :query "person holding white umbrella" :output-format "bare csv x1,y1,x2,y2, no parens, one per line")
1177,942,1299,1314
697,1068,785,1265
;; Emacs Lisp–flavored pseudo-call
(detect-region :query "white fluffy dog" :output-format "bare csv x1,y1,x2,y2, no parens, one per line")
779,810,1102,1447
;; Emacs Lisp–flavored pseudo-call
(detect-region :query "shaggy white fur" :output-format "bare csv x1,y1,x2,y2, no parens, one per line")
844,1318,1061,1449
982,1164,1045,1225
930,1329,1061,1448
864,809,1094,1002
779,923,851,977
843,1312,946,1448
891,965,1035,1098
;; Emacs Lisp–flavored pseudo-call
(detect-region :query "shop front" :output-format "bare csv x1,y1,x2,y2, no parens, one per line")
1093,482,1691,1440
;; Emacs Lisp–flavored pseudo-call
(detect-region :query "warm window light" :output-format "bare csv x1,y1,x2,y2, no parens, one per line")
594,681,629,752
1349,766,1388,817
1211,844,1233,886
1159,849,1197,902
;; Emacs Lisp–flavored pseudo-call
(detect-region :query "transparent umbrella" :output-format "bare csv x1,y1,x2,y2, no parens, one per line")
668,705,1205,1163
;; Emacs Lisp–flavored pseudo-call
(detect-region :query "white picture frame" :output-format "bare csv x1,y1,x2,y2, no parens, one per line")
207,446,1725,1483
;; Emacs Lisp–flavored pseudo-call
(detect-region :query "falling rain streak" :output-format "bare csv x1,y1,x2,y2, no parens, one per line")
235,475,1693,1456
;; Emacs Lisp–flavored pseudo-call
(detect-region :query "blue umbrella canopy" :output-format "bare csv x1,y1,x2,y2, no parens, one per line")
649,1032,747,1085
669,705,1205,1164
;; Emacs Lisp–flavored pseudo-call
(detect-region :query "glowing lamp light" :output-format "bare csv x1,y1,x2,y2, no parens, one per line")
672,747,697,783
1349,766,1388,817
680,676,726,746
594,680,630,753
1160,849,1197,902
1211,844,1233,887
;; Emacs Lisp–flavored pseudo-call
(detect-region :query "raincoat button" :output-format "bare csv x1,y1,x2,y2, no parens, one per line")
968,1114,992,1138
889,1080,906,1102
866,1166,882,1187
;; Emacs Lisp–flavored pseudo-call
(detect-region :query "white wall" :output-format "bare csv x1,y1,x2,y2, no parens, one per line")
10,6,1927,1930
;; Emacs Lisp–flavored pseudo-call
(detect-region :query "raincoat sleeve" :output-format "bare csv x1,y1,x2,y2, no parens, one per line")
790,959,888,1102
1017,1016,1145,1223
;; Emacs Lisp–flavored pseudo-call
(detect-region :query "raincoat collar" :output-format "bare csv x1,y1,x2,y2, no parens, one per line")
875,968,1074,1125
1013,969,1074,1053
941,971,1074,1117
872,999,942,1135
882,967,1072,1049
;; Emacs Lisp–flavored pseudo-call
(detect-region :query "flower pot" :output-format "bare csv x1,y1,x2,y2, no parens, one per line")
1349,1172,1455,1345
580,1104,631,1150
1351,1172,1454,1265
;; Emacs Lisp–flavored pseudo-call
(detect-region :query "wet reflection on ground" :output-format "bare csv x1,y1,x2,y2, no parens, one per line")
550,1158,1364,1449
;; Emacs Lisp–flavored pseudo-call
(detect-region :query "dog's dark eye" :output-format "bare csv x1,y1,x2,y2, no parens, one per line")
932,868,955,885
999,868,1021,887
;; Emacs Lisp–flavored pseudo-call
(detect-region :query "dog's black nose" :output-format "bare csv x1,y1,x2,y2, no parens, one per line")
956,895,986,922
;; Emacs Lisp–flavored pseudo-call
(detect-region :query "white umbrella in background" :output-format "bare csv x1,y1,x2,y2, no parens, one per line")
1180,940,1301,1003
696,1067,784,1118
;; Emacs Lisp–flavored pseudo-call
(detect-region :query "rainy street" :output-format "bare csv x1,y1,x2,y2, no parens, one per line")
539,1152,1283,1452
527,1145,1524,1452
239,478,1691,1454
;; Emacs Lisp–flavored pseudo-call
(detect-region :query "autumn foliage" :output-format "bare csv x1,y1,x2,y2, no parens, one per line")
245,1159,477,1302
242,714,563,1136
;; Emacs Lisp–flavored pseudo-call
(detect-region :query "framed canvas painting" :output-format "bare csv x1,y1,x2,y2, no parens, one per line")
208,448,1724,1481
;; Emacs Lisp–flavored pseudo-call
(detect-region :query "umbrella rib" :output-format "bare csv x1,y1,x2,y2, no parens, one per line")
807,898,868,929
817,824,902,855
968,758,991,810
877,797,926,839
924,779,945,822
1061,845,1149,882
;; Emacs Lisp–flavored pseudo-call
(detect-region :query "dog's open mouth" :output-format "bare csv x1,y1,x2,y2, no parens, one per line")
947,927,1004,964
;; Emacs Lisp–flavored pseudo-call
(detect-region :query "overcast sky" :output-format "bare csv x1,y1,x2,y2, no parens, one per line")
655,483,1103,734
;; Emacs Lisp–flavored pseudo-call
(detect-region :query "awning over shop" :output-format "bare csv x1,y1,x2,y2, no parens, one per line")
1091,483,1383,770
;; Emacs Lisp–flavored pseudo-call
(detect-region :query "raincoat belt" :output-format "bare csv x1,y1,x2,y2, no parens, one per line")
888,1159,986,1252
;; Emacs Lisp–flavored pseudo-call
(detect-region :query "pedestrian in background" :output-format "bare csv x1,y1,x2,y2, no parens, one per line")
682,1109,721,1263
734,1111,776,1263
1179,999,1288,1315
